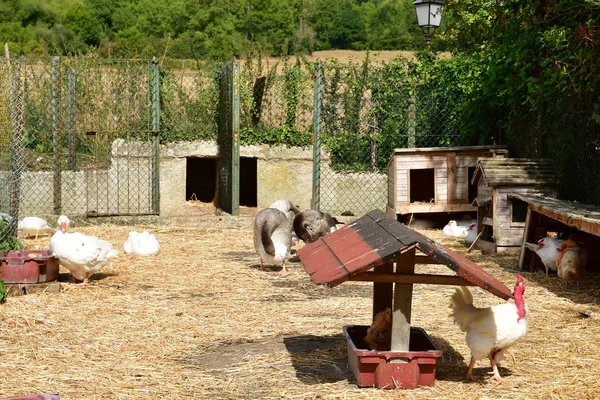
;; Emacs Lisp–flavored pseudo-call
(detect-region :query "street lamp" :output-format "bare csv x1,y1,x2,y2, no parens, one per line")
414,0,444,47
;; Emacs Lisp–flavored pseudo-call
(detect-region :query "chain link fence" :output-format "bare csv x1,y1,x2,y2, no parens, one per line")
0,57,160,247
313,60,465,216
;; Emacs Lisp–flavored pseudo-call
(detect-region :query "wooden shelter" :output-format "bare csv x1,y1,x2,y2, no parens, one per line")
386,145,508,219
515,194,600,272
471,158,559,254
297,210,513,388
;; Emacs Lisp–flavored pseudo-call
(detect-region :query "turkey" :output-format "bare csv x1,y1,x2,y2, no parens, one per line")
450,274,528,382
253,208,293,274
124,231,160,256
293,209,342,244
18,216,52,239
50,215,119,284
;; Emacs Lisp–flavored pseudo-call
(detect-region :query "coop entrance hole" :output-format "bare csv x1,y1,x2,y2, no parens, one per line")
186,157,257,207
410,169,435,203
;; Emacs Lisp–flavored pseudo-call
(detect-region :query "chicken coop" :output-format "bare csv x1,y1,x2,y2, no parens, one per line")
386,146,508,221
471,158,559,254
515,194,600,273
297,210,513,389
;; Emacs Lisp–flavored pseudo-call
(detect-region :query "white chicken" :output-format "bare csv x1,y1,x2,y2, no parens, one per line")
450,274,528,383
50,215,119,284
18,216,52,239
253,208,292,273
464,223,478,245
525,237,564,278
443,220,468,237
556,240,587,281
124,231,160,256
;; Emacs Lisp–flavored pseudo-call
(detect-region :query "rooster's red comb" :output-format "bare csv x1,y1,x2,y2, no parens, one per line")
516,274,524,284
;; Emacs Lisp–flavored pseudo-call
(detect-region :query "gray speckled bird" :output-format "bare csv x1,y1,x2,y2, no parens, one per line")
269,199,301,245
293,209,341,244
253,207,293,273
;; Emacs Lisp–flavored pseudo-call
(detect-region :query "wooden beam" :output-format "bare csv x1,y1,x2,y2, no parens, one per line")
372,262,394,323
391,247,415,354
519,208,538,271
414,254,441,264
350,273,476,286
447,152,457,204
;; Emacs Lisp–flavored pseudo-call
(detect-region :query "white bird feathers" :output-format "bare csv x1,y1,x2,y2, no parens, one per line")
124,231,161,256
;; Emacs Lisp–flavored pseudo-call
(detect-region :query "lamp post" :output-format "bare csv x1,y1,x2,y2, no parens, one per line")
414,0,444,47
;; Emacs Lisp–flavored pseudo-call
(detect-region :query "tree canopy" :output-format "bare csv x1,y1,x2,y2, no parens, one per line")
1,0,437,59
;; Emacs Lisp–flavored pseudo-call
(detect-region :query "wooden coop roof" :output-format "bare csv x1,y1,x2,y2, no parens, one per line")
387,145,508,165
472,158,559,187
509,193,600,237
296,209,513,300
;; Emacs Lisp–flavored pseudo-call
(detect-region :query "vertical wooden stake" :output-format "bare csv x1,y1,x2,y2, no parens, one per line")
391,247,416,353
372,262,394,322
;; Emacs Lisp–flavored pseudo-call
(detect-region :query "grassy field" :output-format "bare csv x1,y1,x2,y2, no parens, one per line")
0,202,598,399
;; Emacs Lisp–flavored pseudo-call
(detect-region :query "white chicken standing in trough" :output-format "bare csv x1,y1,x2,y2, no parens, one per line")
50,215,119,284
18,216,53,239
124,231,161,256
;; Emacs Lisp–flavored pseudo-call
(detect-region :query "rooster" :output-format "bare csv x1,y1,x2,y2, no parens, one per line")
525,237,564,278
450,274,528,383
364,308,392,351
556,240,587,281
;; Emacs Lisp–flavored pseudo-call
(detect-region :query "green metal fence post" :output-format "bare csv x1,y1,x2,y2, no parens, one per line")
408,82,416,148
67,68,77,171
52,56,62,214
151,57,160,213
311,61,323,210
231,60,240,216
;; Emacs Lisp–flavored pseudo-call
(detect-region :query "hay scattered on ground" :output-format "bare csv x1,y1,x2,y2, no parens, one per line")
1,203,600,399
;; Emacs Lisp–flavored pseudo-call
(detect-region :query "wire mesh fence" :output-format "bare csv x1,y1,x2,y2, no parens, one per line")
0,56,160,247
313,60,465,216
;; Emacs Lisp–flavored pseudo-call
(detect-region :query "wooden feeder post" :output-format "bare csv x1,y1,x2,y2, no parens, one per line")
391,247,415,353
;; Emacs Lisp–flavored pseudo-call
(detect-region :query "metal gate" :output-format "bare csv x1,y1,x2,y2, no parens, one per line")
53,57,160,217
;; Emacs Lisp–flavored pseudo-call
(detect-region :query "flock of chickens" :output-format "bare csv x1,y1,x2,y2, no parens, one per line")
525,237,587,281
13,215,161,284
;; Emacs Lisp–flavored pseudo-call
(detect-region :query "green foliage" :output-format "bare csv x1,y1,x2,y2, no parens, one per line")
0,218,23,255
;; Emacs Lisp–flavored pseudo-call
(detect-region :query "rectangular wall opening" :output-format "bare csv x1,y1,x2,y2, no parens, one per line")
410,169,435,203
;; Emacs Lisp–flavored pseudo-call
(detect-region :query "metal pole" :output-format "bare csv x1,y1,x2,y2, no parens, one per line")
8,60,25,237
68,68,77,171
52,56,62,215
408,83,416,148
151,57,160,213
311,62,323,210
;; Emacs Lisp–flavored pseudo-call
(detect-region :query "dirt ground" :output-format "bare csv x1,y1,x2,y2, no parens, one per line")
1,202,600,399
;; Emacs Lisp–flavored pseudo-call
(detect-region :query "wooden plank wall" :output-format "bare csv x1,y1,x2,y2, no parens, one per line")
394,155,446,205
494,186,555,246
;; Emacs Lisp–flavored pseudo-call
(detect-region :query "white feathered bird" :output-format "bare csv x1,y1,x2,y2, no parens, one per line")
443,220,468,237
50,215,119,284
124,231,160,256
450,274,528,383
524,237,564,278
253,207,292,273
18,216,52,239
465,223,478,245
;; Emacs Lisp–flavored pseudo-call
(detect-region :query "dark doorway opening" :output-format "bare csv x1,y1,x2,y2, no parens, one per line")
186,157,217,202
468,166,477,204
239,157,257,207
410,169,435,203
185,157,257,207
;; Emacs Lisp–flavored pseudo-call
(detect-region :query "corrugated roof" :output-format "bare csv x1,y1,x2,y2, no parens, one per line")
472,158,559,187
297,210,513,300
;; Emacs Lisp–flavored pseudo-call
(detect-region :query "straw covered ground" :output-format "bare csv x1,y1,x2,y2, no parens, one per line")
1,202,600,399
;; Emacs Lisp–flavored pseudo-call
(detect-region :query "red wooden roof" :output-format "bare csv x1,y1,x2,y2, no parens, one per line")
297,209,513,300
